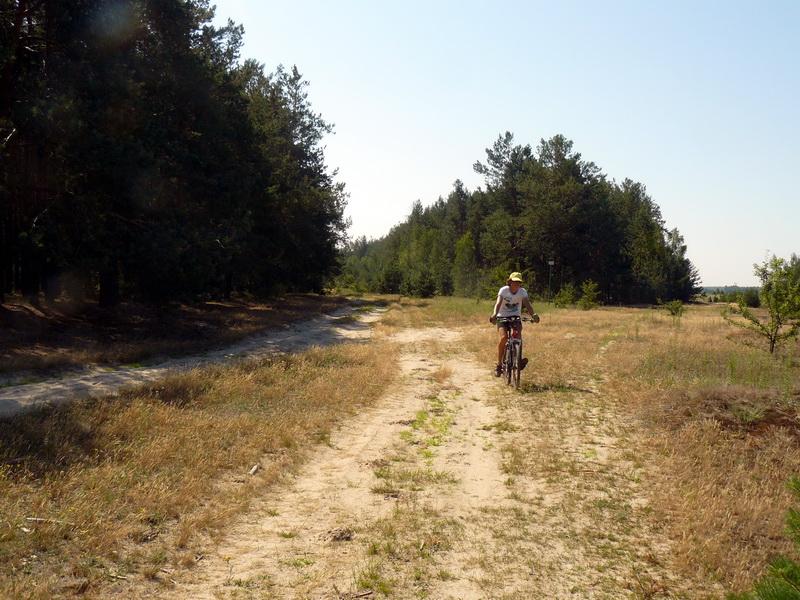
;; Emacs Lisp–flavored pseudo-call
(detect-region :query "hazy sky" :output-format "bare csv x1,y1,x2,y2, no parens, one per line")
213,0,798,286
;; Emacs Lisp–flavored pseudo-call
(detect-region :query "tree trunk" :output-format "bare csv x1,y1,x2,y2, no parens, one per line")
224,262,233,299
43,267,60,303
98,264,120,308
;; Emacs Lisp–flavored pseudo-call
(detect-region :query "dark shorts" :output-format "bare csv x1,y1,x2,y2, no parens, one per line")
496,319,522,332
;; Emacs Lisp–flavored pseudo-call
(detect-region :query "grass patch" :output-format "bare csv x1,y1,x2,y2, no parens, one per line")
355,505,462,595
281,556,314,569
373,466,458,493
602,306,800,593
376,295,553,332
471,303,799,594
277,531,298,539
481,419,518,433
354,560,393,596
0,340,397,598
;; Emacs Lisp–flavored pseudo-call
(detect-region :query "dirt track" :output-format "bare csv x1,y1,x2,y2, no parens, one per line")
0,307,382,418
144,325,709,599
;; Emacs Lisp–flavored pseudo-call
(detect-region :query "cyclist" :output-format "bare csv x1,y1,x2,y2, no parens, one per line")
489,272,539,377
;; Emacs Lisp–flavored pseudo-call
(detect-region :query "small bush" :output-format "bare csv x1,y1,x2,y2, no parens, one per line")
664,300,685,318
578,280,600,311
739,288,761,308
553,283,577,308
724,256,800,354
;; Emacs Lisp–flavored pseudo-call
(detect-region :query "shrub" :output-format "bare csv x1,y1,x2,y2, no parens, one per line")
724,256,800,354
553,283,577,308
664,299,685,318
739,288,761,308
415,270,436,298
578,280,600,311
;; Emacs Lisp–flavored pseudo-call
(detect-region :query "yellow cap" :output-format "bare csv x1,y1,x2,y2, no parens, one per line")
508,272,523,282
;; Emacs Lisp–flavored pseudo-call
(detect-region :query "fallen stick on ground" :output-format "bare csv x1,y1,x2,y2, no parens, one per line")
25,517,75,526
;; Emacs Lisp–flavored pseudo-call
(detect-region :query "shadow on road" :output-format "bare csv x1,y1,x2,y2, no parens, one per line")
0,306,383,419
518,381,595,394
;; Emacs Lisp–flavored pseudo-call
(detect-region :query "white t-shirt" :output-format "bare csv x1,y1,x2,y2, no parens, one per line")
496,285,529,317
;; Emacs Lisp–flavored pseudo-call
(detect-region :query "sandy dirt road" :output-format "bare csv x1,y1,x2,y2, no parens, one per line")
0,307,382,418
144,325,706,599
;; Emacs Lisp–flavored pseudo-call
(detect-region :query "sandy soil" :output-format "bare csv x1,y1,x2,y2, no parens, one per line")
134,325,700,599
0,307,383,418
158,329,454,599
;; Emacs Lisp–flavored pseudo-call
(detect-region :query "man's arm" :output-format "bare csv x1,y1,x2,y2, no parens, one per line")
523,296,539,322
490,295,502,322
522,296,535,317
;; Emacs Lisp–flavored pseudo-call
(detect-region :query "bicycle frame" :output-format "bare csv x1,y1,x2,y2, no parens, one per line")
497,316,525,388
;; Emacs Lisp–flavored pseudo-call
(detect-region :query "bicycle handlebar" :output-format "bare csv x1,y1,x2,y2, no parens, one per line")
492,315,539,324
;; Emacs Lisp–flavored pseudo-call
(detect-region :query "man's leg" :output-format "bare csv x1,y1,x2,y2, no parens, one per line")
496,328,507,376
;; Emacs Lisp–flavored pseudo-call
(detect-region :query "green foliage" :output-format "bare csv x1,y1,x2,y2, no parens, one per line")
553,283,577,308
724,256,800,354
730,478,800,600
337,134,701,304
452,232,479,296
1,1,345,304
379,262,403,294
741,288,762,308
708,287,761,307
578,280,600,311
414,270,437,298
664,300,686,317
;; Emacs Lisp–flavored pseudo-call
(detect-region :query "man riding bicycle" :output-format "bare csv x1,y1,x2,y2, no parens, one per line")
489,272,539,377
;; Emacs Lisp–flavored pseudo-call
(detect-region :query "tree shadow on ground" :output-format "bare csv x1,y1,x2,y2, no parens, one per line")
0,374,214,479
518,381,595,394
0,401,103,479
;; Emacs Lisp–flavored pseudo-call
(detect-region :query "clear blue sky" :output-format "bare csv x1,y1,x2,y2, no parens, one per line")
213,0,798,286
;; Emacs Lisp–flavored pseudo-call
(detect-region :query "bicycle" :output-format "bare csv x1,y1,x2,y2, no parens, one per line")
495,315,536,388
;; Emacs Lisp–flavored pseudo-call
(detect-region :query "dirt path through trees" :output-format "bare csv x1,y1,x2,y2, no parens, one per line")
147,326,704,599
0,307,382,418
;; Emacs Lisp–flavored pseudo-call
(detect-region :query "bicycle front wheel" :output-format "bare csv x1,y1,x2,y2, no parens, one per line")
504,343,513,386
513,341,522,389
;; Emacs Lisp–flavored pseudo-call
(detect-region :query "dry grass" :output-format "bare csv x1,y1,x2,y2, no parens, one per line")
641,397,798,590
599,306,800,592
455,299,799,593
552,306,796,591
4,295,798,596
431,365,453,384
374,295,553,334
0,340,397,599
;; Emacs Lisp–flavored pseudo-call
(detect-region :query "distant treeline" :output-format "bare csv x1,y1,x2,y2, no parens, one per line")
339,133,701,303
705,286,761,307
704,261,800,306
1,1,346,305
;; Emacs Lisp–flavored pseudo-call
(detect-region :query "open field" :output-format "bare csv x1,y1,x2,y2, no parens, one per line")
1,297,798,598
